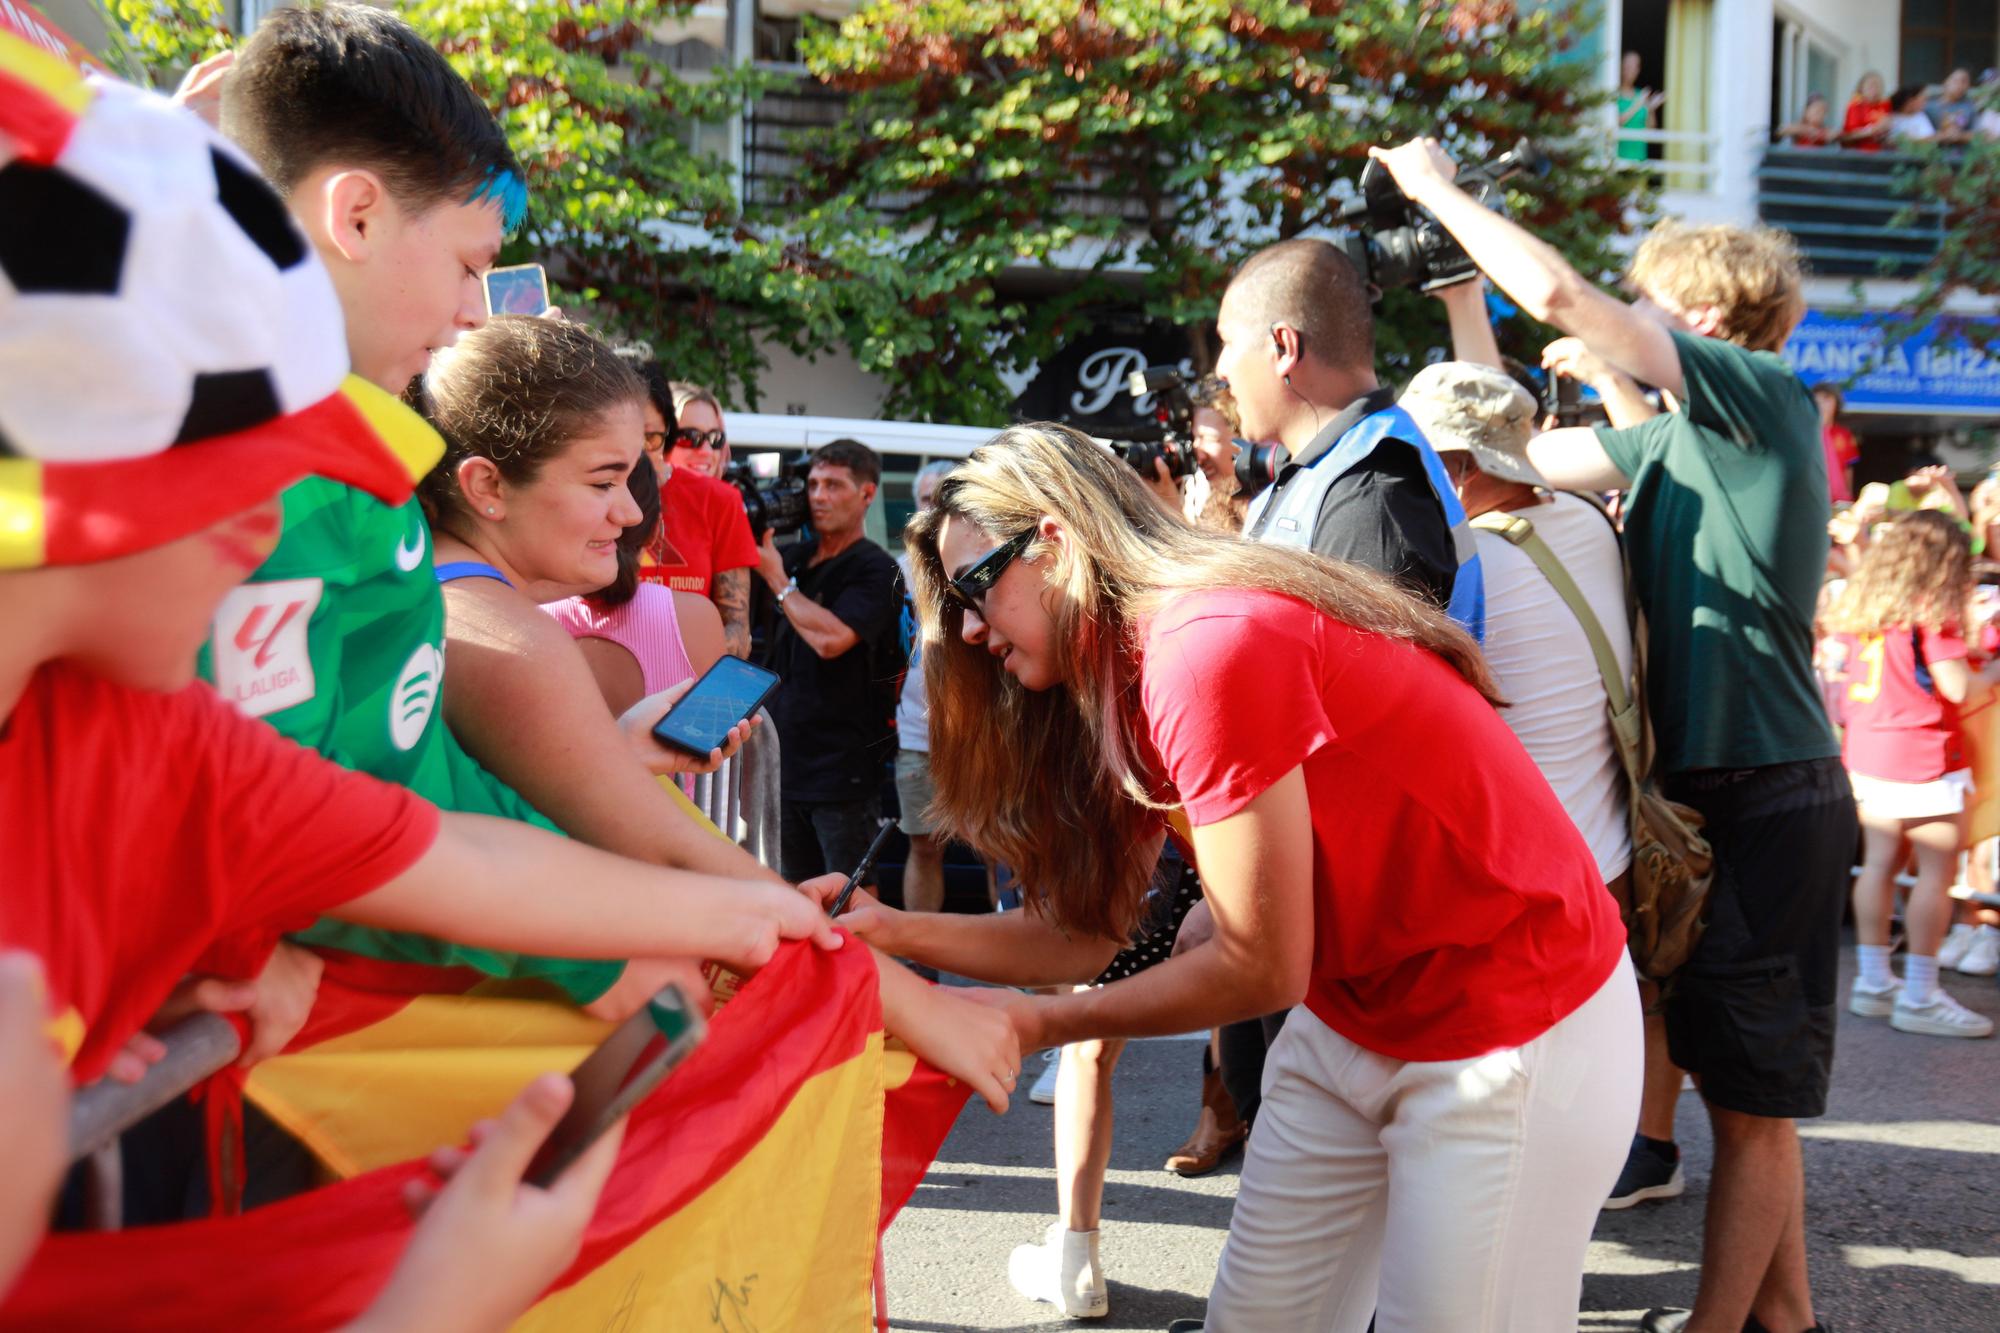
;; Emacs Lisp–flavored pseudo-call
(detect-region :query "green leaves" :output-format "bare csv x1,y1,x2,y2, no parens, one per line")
104,0,1640,422
791,0,1640,419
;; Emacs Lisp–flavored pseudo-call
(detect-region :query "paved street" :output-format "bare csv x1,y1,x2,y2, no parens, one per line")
883,940,2000,1331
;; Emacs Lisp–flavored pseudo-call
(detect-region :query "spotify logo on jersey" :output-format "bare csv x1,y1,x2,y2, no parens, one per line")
389,643,444,751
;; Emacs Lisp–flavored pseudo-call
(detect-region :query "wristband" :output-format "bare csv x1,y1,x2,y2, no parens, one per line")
775,578,798,607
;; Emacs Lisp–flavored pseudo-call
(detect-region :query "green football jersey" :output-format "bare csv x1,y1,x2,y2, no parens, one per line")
199,478,619,1002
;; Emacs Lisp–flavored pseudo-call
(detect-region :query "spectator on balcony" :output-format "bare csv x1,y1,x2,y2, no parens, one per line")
1815,384,1859,505
1887,86,1950,144
1615,51,1665,163
1976,70,2000,140
1775,92,1835,148
1928,68,1979,139
1841,71,1892,151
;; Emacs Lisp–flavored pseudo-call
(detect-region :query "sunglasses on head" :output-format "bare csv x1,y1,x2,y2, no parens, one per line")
669,427,726,452
947,527,1036,615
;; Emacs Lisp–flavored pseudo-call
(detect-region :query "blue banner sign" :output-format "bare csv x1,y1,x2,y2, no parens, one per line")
1783,310,2000,415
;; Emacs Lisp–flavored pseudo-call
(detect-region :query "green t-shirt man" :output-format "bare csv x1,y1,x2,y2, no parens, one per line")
1596,330,1839,776
199,478,620,1002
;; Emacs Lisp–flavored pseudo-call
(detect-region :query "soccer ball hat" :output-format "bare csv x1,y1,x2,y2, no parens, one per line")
0,31,443,569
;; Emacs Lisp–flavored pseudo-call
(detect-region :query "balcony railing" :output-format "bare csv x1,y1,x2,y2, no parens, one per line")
742,76,1152,223
1606,126,1724,195
1757,147,1946,278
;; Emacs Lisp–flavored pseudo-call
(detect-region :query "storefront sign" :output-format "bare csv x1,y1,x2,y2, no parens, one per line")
1011,320,1195,437
1784,310,2000,416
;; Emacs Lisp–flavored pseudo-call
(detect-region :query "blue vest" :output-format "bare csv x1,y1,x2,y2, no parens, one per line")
1245,403,1485,642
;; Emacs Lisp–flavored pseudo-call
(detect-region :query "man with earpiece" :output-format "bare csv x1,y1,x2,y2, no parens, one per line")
1189,237,1487,1147
1216,238,1483,641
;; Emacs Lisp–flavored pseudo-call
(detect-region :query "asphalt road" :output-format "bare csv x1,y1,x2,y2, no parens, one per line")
881,939,2000,1332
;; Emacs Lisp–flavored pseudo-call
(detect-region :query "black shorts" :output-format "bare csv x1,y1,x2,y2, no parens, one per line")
1091,855,1203,985
1662,756,1856,1119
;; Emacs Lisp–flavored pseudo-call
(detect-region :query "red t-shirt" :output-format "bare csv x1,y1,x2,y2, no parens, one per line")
1838,626,1967,782
1821,423,1858,504
1137,589,1625,1062
1843,99,1890,150
1,663,441,1082
641,466,758,595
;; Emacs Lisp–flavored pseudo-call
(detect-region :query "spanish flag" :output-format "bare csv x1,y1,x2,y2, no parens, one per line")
1,941,968,1330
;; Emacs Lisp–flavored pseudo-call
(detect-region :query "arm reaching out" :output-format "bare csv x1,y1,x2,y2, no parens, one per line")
335,813,843,976
1369,139,1686,398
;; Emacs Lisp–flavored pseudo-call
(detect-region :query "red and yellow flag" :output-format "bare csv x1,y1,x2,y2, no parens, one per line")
1,941,968,1330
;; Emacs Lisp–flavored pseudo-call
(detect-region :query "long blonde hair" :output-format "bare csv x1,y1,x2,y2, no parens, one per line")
1827,509,1972,636
904,423,1498,939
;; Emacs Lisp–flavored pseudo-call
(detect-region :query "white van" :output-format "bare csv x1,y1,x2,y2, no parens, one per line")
724,411,997,552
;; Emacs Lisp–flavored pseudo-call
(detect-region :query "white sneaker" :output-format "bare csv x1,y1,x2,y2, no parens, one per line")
1891,988,1996,1038
1956,925,2000,977
1007,1221,1108,1318
1938,923,1979,971
1848,975,1899,1018
1028,1048,1060,1105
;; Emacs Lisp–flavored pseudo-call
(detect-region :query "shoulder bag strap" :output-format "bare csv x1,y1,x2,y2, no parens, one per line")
1471,508,1645,789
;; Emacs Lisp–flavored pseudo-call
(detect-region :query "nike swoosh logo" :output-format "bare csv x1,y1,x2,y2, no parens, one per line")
394,522,427,573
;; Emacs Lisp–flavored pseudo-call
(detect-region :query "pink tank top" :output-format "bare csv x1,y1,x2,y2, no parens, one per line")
542,583,699,699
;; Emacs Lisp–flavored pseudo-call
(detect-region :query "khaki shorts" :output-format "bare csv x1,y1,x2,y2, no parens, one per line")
894,749,937,837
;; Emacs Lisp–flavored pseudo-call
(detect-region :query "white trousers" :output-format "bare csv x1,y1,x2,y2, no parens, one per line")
1207,951,1641,1333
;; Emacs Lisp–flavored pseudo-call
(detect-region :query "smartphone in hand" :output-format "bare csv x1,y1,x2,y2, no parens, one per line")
483,262,549,317
525,983,705,1188
650,657,781,758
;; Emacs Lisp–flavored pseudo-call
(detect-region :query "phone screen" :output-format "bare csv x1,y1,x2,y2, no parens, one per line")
525,984,704,1188
483,262,549,317
651,657,781,756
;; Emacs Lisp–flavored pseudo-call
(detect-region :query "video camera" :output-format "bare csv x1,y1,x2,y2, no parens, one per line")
1338,140,1549,294
1103,365,1231,482
723,453,810,540
1544,373,1610,429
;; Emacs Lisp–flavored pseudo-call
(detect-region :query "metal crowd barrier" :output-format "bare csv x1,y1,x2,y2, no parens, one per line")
687,707,782,871
67,1013,241,1231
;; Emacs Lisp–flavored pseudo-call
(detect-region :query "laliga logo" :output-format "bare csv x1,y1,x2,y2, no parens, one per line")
389,643,444,752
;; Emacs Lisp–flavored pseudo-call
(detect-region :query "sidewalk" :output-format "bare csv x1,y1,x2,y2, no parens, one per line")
883,940,2000,1330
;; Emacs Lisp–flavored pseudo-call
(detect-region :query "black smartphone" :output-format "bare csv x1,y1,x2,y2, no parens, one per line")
650,656,782,757
525,983,705,1188
827,819,899,919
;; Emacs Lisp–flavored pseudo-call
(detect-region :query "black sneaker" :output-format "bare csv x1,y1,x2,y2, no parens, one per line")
1638,1313,1689,1333
1604,1134,1685,1210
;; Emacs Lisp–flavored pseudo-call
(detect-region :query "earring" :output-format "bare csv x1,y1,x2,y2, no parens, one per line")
486,507,497,516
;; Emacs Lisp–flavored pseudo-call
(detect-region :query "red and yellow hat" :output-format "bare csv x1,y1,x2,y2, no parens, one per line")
0,30,442,568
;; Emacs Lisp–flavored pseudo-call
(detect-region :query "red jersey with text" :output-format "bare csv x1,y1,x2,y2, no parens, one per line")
0,664,440,1082
1837,625,1966,782
641,466,758,594
1137,588,1625,1062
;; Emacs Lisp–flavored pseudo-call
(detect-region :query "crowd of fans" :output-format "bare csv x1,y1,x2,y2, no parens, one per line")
1776,65,2000,148
6,6,1996,1333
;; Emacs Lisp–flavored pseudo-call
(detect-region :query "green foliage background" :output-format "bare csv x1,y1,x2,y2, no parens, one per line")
103,0,1660,424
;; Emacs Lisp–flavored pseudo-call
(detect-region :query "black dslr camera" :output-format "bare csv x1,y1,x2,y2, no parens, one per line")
723,453,810,540
1106,365,1224,481
1338,140,1548,294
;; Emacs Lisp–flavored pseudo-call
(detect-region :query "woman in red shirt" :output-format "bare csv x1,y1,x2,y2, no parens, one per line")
1841,71,1892,150
1830,512,1997,1037
834,424,1638,1328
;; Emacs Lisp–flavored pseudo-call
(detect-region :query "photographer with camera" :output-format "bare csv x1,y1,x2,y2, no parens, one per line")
1370,136,1852,1333
1218,239,1482,633
757,440,905,885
